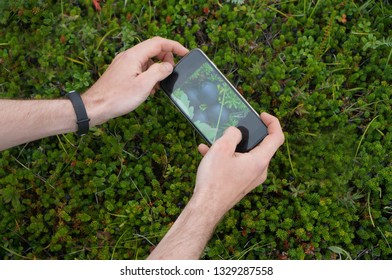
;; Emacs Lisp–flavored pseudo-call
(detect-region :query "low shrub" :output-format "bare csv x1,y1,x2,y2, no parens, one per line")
0,0,391,259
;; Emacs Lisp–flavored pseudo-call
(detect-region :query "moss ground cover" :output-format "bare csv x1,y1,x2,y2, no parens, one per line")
0,0,391,259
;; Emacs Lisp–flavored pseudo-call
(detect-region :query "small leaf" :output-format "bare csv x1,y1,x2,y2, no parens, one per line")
328,246,345,254
172,89,194,119
328,246,352,260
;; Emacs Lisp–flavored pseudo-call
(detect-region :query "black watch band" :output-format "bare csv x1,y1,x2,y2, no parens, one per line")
66,90,90,136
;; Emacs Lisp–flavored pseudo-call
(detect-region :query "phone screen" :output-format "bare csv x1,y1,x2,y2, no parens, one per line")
161,49,268,152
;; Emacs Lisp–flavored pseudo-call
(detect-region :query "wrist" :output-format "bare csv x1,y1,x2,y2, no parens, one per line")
186,192,225,226
81,89,109,127
147,194,221,260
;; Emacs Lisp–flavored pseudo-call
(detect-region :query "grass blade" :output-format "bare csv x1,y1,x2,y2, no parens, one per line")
355,115,379,159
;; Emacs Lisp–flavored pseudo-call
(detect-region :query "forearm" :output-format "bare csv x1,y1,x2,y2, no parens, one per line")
0,38,189,151
147,197,221,260
0,99,78,151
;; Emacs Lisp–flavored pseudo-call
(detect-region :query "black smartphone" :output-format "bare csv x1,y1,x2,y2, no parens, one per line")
160,48,268,153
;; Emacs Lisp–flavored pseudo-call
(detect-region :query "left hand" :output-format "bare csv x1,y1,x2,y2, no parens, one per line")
81,37,189,126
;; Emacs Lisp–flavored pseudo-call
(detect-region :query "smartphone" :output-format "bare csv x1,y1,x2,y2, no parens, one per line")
160,48,268,153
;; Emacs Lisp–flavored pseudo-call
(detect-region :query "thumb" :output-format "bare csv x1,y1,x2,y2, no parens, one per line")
212,126,242,155
136,62,173,92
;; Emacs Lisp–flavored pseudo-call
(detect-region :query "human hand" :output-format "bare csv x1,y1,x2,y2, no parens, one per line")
192,112,284,221
81,37,188,126
147,113,283,260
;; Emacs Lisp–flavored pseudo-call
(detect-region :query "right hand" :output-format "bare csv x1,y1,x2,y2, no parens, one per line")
192,112,284,221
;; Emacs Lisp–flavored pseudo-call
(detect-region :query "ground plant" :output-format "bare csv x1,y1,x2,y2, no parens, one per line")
0,0,391,260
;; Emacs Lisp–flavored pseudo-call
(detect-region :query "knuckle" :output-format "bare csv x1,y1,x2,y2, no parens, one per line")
121,49,135,61
255,158,269,173
259,172,268,184
114,50,125,60
279,131,285,146
274,132,285,147
151,36,163,42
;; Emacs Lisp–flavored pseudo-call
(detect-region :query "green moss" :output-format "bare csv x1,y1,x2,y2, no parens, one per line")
0,0,391,260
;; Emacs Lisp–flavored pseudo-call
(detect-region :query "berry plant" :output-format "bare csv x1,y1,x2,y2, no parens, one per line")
0,0,391,260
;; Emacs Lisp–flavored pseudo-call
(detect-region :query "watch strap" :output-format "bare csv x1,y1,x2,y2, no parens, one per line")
66,90,90,136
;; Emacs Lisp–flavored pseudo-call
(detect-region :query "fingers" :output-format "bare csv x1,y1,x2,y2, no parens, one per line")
132,36,189,62
198,144,209,156
250,112,285,160
157,51,175,66
260,112,285,146
200,113,283,160
110,37,187,71
136,62,174,93
124,37,187,94
142,59,155,72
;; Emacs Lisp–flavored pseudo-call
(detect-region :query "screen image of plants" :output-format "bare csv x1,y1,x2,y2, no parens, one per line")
172,62,250,143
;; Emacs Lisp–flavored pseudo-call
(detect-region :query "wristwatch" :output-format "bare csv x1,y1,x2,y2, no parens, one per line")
66,90,90,136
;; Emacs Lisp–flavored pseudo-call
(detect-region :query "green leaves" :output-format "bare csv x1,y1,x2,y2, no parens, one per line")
328,246,352,260
172,89,194,119
0,0,391,260
0,185,21,211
